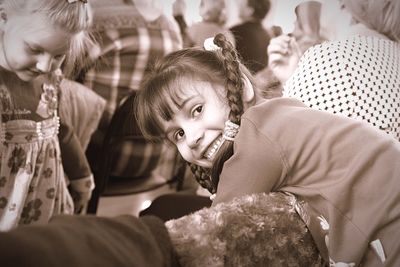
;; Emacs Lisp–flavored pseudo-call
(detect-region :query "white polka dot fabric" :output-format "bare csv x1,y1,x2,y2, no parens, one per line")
284,35,400,141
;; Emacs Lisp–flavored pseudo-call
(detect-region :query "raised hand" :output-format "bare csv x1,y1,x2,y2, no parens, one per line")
267,34,302,84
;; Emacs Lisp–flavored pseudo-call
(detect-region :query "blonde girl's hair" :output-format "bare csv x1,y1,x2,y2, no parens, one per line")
134,33,254,193
1,0,94,77
343,0,400,41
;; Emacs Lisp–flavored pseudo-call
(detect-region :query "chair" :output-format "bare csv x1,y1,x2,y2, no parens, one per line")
87,92,186,214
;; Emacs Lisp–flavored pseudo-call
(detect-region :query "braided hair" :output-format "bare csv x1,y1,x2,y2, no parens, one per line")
209,33,246,190
135,33,254,194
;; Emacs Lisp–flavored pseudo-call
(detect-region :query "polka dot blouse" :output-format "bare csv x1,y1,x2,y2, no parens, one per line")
283,35,400,141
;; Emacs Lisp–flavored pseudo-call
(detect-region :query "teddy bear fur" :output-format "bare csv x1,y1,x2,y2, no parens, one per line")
166,192,326,267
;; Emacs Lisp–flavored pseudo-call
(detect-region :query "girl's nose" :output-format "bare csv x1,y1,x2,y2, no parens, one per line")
186,128,204,149
36,54,53,73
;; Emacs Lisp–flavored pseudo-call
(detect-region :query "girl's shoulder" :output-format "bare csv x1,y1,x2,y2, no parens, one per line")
245,98,307,117
242,98,309,132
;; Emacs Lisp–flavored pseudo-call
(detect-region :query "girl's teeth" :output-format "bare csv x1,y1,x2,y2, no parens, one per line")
205,137,224,160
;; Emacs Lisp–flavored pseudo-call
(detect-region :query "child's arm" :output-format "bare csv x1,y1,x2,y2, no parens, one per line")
58,122,92,180
56,77,106,213
212,117,286,205
58,122,94,214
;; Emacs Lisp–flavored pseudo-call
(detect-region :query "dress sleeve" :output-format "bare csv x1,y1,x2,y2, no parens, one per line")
212,118,287,205
58,121,92,180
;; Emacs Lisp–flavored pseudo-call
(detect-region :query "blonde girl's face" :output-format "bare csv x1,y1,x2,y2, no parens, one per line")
161,80,230,168
0,12,71,81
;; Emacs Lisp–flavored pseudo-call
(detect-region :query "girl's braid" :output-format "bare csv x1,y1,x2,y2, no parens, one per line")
188,34,246,195
189,163,216,194
209,33,246,190
213,33,245,124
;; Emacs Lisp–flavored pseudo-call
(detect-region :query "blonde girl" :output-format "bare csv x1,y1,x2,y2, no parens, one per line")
134,34,400,266
0,0,94,230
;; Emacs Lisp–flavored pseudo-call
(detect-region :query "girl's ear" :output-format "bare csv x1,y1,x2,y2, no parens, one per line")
242,75,255,104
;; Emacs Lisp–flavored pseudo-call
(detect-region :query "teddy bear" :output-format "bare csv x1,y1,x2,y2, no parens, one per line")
166,192,325,267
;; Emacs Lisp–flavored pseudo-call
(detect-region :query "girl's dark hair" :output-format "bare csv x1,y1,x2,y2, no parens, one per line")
135,33,253,194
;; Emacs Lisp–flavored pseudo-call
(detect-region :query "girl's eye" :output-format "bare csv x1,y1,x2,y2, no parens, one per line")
54,54,65,61
173,129,185,141
27,46,41,54
193,105,203,116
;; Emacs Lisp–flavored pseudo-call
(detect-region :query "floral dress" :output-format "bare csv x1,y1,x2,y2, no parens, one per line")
0,74,73,231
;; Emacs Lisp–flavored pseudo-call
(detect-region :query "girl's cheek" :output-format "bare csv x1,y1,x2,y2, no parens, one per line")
177,147,187,159
51,58,64,70
177,147,193,163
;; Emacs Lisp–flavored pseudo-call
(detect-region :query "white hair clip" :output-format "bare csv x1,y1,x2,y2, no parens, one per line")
67,0,87,3
222,120,240,141
203,37,221,52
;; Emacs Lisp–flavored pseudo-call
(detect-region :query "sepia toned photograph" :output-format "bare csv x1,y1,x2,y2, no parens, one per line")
0,0,399,266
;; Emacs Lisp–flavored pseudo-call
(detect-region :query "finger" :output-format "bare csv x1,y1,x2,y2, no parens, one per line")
268,51,288,66
268,39,292,55
268,43,287,55
271,34,292,44
269,35,291,48
290,37,303,57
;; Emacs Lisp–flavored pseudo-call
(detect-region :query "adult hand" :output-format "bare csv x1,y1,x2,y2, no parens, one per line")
268,35,303,84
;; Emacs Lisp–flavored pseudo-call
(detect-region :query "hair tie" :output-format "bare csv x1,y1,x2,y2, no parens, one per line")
222,120,240,141
67,0,87,3
203,37,221,52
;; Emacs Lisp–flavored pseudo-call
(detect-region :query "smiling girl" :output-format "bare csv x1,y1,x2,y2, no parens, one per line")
0,0,94,230
134,34,400,266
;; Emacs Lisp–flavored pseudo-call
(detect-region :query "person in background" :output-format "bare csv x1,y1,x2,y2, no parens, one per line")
81,0,183,213
186,0,235,48
289,1,325,56
267,0,336,84
0,0,95,230
254,1,324,99
229,0,271,74
171,0,192,47
134,33,400,266
268,0,400,141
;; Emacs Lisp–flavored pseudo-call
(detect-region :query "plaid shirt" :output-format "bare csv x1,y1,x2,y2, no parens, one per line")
84,4,183,182
85,4,182,117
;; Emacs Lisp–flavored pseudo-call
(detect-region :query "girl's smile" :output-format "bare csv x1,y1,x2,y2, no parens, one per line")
204,135,224,160
162,81,230,168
